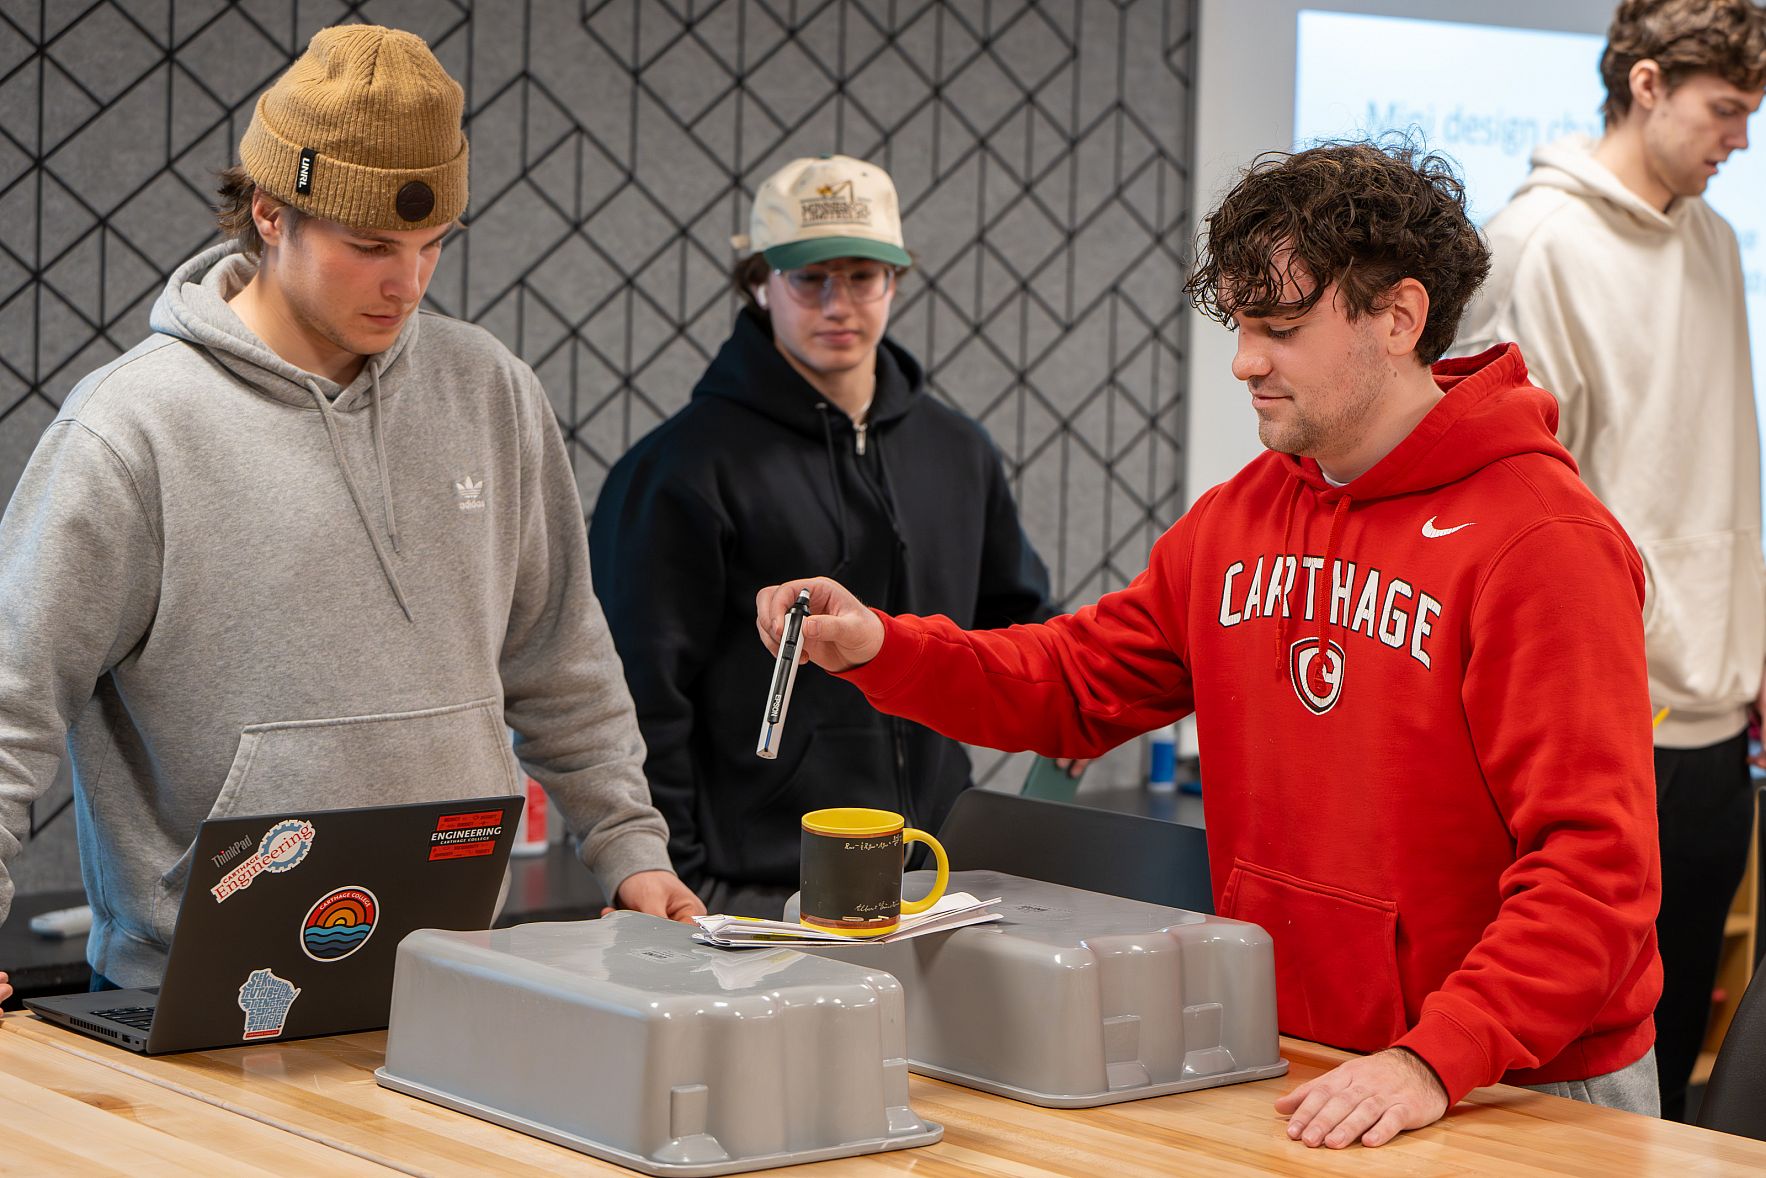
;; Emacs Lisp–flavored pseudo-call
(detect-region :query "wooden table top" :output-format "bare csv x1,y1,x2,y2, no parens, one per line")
0,1020,393,1175
5,1012,1764,1176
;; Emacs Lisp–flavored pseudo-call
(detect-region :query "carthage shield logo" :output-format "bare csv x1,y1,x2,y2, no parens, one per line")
1288,638,1345,715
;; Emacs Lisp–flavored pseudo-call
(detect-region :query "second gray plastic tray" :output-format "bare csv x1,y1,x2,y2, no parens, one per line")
786,869,1288,1107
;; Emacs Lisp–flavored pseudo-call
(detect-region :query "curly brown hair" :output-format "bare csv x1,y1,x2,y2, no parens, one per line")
214,164,302,256
1184,140,1490,367
1601,0,1766,126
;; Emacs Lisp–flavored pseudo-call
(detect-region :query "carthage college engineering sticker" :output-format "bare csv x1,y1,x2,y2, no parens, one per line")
301,886,379,961
211,819,316,902
430,807,505,860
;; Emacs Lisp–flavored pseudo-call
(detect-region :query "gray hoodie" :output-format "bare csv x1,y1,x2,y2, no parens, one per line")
0,243,672,985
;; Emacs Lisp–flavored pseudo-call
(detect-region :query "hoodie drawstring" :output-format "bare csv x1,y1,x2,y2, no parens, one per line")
814,404,853,575
1274,483,1351,677
1274,480,1304,664
869,427,911,580
305,378,413,622
869,428,906,535
867,427,914,609
1315,492,1352,655
369,365,399,553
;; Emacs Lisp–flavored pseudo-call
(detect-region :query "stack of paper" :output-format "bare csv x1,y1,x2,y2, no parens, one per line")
694,892,1002,948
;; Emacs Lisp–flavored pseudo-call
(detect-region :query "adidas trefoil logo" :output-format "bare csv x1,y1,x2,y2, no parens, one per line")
454,475,486,512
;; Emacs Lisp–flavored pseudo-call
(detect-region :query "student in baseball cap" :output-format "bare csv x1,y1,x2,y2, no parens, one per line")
590,153,1059,918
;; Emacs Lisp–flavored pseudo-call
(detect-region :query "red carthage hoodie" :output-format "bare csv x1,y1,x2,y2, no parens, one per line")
843,345,1662,1102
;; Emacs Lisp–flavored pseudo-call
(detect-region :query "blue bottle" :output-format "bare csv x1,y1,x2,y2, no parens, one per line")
1147,723,1179,793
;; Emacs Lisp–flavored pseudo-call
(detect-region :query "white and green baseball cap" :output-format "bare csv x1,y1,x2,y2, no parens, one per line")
732,153,912,270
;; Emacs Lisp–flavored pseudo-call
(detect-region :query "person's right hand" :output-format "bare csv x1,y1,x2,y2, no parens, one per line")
1,970,13,1018
756,577,885,673
1274,1047,1449,1148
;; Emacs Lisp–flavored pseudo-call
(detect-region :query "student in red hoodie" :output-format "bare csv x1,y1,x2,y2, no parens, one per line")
755,141,1662,1148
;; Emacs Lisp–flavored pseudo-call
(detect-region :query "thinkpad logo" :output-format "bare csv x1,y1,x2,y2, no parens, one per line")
454,476,485,512
1288,637,1346,715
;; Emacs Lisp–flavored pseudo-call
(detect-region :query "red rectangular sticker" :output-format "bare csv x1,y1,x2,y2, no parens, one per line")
429,840,497,861
431,809,504,861
435,809,504,832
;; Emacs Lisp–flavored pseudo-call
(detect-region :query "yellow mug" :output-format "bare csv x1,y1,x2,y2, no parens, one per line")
799,808,950,937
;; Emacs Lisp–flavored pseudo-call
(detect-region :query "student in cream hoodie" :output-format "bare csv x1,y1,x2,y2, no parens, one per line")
1455,0,1766,1120
0,25,702,1009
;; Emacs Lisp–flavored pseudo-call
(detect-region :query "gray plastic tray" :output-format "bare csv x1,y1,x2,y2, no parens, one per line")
373,912,941,1175
784,869,1288,1107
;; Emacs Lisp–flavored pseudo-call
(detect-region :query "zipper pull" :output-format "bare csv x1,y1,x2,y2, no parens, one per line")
854,421,868,456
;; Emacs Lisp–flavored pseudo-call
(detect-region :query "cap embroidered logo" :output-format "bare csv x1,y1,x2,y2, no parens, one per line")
799,179,872,227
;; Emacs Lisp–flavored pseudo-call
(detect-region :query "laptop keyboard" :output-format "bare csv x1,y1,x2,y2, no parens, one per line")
91,1005,155,1031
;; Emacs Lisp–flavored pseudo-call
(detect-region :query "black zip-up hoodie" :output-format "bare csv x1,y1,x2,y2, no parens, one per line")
590,308,1055,893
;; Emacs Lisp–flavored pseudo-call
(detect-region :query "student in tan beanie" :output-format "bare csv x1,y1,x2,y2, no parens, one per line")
226,23,470,382
0,23,700,1012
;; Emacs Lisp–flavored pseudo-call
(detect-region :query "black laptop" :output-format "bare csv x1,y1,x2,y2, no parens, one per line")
27,794,522,1054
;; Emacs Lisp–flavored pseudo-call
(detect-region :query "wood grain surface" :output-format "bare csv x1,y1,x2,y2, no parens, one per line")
4,1013,1763,1176
0,1025,395,1175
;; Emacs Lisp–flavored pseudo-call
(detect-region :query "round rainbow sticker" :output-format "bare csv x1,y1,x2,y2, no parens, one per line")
300,886,379,962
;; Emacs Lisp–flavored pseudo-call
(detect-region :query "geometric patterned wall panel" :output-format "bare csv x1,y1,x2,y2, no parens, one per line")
0,0,1193,888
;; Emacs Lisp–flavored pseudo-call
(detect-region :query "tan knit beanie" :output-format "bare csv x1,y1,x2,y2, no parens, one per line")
239,24,468,231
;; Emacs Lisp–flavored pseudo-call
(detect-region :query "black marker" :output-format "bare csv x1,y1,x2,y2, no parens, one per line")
757,589,812,759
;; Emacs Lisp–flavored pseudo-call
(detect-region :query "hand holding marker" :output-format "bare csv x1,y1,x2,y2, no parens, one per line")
757,589,812,759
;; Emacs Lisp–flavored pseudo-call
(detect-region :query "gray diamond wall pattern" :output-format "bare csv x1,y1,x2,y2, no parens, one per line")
0,0,1193,893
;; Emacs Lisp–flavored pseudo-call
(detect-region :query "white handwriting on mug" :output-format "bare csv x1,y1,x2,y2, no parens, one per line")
844,838,896,851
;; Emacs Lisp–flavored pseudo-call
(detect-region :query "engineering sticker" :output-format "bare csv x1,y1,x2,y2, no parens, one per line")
237,967,301,1040
211,819,316,903
301,886,379,962
430,808,504,861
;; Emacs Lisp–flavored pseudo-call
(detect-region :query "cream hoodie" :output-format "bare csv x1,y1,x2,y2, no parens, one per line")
1457,135,1763,748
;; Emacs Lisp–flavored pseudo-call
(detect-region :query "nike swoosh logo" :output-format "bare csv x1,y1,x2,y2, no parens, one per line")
1421,516,1474,538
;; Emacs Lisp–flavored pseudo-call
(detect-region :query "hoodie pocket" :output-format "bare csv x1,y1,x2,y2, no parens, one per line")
1219,859,1407,1053
154,697,520,933
1638,531,1766,708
